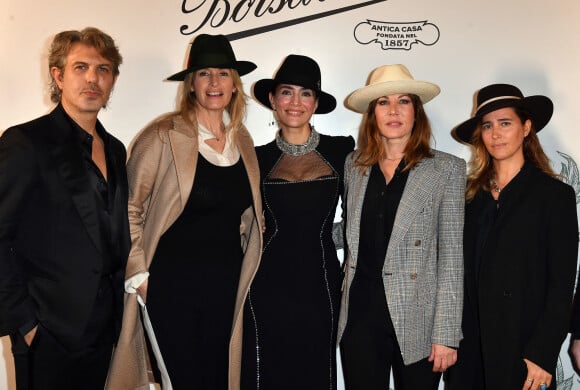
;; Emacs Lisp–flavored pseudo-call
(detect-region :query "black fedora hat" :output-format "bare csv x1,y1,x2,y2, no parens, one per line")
453,83,553,144
253,54,336,114
167,34,256,81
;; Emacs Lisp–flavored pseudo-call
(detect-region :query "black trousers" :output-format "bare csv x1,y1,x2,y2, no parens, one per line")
340,281,441,390
11,277,116,390
340,325,441,389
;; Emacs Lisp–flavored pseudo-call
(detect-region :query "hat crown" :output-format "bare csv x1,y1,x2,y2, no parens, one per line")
187,34,237,69
367,64,415,86
272,54,322,91
476,83,524,109
166,34,256,80
345,64,439,113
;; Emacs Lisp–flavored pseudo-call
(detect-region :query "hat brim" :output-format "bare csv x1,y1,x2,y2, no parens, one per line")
452,95,553,144
253,79,336,114
346,80,440,113
166,60,257,81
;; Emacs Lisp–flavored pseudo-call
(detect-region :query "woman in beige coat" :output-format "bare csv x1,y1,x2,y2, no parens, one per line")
106,34,263,390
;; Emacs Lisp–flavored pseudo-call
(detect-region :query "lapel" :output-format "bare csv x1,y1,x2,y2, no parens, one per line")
385,157,438,269
167,115,198,209
478,163,536,278
44,105,102,253
236,127,262,219
346,162,371,264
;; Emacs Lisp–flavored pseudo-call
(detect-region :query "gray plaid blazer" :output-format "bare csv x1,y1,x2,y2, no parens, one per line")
338,149,466,365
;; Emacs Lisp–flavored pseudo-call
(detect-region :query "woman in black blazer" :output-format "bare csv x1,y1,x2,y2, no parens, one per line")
449,84,579,390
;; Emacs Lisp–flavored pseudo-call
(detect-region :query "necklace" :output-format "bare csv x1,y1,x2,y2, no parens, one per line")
385,156,404,161
211,126,225,142
490,178,502,194
276,127,320,156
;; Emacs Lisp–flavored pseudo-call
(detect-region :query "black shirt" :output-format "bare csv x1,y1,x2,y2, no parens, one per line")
67,110,119,276
346,160,409,330
358,160,409,281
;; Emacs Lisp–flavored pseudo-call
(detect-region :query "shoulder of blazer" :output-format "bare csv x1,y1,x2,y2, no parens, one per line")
129,113,196,153
235,125,255,151
139,113,195,140
527,164,576,200
9,105,72,144
431,149,466,172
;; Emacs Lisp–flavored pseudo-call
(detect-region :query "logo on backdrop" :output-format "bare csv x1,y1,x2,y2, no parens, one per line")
353,20,440,50
179,0,388,40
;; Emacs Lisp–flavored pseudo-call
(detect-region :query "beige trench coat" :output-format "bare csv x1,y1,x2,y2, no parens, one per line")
106,114,263,390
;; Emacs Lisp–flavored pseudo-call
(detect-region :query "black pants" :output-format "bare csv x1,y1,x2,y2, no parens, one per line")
340,280,441,390
340,325,441,389
11,277,116,390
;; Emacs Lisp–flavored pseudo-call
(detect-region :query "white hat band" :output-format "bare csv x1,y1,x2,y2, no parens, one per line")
477,95,521,112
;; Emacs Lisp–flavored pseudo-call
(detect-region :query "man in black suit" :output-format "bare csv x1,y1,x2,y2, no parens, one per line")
0,27,130,389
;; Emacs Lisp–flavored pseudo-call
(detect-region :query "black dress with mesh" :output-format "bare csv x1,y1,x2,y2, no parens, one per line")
146,154,252,390
241,133,354,390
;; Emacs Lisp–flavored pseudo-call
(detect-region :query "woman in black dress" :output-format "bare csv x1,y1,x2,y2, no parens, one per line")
241,54,354,390
109,34,263,390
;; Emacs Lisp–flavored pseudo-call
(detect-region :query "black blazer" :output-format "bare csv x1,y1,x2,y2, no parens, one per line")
456,162,578,389
0,104,130,350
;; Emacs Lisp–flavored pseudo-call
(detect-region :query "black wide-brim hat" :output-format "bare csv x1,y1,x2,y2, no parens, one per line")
253,54,336,114
167,34,256,81
453,83,553,144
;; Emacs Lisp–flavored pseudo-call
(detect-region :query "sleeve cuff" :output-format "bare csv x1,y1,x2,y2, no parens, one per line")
125,271,149,293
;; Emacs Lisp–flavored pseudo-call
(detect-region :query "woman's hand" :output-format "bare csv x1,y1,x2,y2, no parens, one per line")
571,339,580,371
428,344,457,372
522,358,551,390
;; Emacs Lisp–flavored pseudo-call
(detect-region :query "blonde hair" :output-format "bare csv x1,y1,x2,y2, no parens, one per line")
466,106,555,200
164,69,248,139
354,94,434,172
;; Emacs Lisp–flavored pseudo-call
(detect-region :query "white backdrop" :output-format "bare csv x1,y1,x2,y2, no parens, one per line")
2,0,580,389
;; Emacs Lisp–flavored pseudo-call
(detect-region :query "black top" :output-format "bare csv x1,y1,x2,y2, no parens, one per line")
69,109,120,275
255,133,354,197
358,160,409,280
148,153,252,389
346,160,409,331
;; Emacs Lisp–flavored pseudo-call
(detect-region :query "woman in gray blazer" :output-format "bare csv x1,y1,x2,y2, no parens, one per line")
338,64,465,389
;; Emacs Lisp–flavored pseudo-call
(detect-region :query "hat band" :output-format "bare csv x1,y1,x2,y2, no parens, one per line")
189,53,234,68
476,95,521,112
